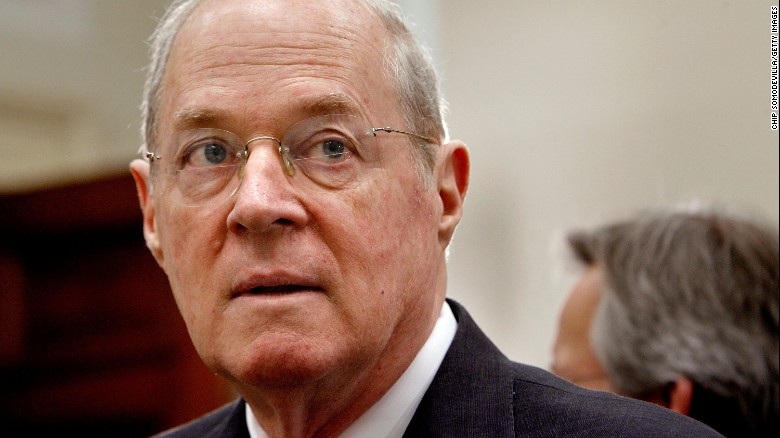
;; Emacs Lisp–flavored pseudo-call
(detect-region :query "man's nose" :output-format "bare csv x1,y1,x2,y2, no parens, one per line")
226,140,307,234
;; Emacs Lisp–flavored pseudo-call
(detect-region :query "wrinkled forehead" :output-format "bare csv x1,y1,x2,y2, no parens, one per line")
178,0,388,57
160,0,398,127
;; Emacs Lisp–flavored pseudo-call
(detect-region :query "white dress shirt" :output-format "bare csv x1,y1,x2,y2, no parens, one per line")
246,301,457,438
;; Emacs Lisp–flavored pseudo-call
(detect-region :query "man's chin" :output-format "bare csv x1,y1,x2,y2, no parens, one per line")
216,338,351,390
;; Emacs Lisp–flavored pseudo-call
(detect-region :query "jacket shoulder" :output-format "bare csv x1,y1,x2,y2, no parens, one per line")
511,365,723,437
407,300,722,437
153,399,248,438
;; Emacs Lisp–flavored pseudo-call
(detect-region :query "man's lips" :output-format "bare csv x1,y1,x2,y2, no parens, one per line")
231,273,323,298
240,284,322,295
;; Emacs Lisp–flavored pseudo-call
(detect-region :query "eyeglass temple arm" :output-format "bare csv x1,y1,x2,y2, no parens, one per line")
370,127,436,144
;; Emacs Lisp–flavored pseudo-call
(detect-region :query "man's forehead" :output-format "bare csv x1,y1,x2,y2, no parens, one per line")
172,93,362,131
169,0,390,82
159,0,401,135
188,0,377,33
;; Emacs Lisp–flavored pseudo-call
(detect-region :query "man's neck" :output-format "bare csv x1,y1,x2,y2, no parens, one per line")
244,300,457,438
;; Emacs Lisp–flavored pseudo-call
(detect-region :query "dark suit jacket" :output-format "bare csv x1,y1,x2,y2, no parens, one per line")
156,299,723,437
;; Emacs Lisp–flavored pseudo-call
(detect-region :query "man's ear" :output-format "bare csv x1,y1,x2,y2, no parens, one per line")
130,159,165,268
436,140,470,249
667,376,694,415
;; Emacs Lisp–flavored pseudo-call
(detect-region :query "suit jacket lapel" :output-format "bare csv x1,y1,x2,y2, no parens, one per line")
404,299,516,437
209,399,251,438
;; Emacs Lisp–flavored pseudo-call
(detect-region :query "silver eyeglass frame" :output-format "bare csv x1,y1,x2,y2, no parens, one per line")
144,125,436,178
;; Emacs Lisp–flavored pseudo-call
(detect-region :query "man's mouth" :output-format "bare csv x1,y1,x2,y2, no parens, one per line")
231,273,324,298
244,285,322,295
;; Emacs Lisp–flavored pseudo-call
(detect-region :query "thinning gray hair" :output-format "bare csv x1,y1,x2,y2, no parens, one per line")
140,0,447,185
567,204,779,435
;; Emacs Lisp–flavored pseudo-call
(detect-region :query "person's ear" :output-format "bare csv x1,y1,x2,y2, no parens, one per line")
666,376,694,415
130,159,165,268
436,140,470,249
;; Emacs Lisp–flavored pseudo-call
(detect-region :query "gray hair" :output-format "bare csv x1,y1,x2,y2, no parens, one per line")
567,204,779,435
140,0,447,185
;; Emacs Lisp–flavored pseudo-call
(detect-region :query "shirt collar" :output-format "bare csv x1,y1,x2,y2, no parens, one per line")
246,300,457,438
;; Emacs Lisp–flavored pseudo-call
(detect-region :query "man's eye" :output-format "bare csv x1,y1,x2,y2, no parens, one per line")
321,140,346,159
291,134,353,163
202,143,228,163
183,141,232,167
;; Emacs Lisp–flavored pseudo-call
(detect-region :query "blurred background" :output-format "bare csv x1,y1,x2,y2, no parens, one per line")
1,0,777,435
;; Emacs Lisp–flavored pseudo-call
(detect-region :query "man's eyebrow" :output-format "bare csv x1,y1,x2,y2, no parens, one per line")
298,93,362,117
173,108,227,130
171,93,362,130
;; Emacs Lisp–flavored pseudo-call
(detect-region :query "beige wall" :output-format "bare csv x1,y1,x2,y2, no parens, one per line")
435,0,779,368
0,0,170,192
2,0,777,369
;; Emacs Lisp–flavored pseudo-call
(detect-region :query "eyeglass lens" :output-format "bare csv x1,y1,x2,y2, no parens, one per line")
155,114,391,207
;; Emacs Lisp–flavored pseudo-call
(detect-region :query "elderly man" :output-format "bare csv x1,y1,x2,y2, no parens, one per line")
130,0,723,436
553,205,779,437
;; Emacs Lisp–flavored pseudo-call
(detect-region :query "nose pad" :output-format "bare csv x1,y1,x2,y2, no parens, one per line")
246,135,294,177
241,136,287,187
227,137,306,233
279,146,296,176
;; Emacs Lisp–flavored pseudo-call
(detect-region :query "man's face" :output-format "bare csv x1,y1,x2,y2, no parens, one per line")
551,266,616,392
131,0,467,393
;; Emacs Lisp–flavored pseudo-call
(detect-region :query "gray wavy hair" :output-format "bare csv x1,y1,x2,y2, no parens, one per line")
567,204,779,436
140,0,447,184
